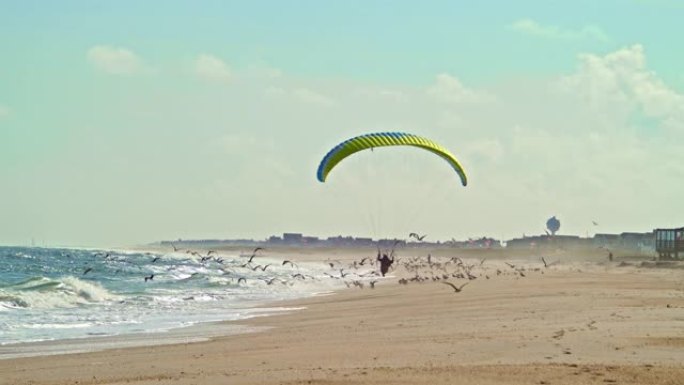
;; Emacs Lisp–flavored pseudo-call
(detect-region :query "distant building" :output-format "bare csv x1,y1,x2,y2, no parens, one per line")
268,235,282,244
302,236,320,245
354,237,374,246
593,233,620,248
506,234,589,249
654,227,683,260
619,232,654,251
282,233,303,244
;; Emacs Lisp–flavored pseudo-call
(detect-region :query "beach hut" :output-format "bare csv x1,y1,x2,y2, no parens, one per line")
654,227,684,260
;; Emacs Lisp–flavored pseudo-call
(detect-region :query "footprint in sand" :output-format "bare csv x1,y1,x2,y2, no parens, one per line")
552,329,565,339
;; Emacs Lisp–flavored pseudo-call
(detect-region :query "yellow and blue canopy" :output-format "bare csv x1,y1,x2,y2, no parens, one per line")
316,132,467,186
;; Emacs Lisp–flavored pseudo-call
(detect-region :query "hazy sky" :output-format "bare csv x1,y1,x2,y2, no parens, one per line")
2,1,684,247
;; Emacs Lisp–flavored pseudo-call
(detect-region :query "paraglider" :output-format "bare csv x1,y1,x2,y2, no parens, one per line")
316,132,467,186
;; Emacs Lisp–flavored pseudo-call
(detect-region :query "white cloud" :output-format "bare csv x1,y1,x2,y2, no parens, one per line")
462,138,504,163
292,88,335,106
558,44,684,130
194,54,232,82
10,44,684,246
262,86,335,107
510,19,610,42
427,73,493,104
354,88,409,103
264,86,287,97
245,63,283,79
87,45,144,75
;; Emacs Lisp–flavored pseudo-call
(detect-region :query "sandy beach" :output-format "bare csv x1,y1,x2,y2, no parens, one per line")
2,249,683,385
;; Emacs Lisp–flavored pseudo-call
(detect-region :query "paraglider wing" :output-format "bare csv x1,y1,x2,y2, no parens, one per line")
316,132,467,186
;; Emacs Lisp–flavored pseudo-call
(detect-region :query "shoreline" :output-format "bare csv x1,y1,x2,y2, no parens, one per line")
2,253,683,384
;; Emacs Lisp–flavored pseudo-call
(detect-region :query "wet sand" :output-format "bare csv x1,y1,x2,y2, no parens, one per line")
2,249,683,385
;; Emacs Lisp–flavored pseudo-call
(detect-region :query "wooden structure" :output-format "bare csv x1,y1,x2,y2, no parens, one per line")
654,227,684,260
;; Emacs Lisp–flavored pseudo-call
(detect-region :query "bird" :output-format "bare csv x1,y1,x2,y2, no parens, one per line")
246,247,264,261
144,274,154,282
259,264,272,272
207,250,216,255
442,281,468,293
237,277,247,285
369,280,377,289
263,277,279,285
152,256,162,263
251,264,271,272
359,257,370,266
505,262,516,269
83,267,93,275
541,257,548,268
171,244,180,252
409,233,427,241
479,258,487,266
592,221,599,226
282,260,297,268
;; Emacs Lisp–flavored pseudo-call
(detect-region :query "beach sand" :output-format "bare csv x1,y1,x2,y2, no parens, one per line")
2,249,683,384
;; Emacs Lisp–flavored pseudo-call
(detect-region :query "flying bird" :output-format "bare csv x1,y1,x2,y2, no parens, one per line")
83,267,93,275
152,256,162,263
262,277,280,285
246,247,264,261
592,221,599,226
251,264,271,272
442,281,468,293
247,253,259,263
282,260,297,268
259,264,272,272
409,233,427,241
144,274,154,282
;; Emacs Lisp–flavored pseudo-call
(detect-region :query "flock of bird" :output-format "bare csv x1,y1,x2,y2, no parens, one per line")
74,232,563,295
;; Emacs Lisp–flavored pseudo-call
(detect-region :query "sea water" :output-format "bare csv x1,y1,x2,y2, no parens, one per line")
0,246,356,357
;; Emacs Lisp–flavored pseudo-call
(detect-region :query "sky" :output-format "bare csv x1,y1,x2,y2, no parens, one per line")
1,0,684,247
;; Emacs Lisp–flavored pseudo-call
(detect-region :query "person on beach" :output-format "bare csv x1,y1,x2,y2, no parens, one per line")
377,251,394,277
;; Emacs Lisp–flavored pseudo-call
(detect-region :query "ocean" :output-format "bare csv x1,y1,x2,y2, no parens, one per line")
0,246,359,358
